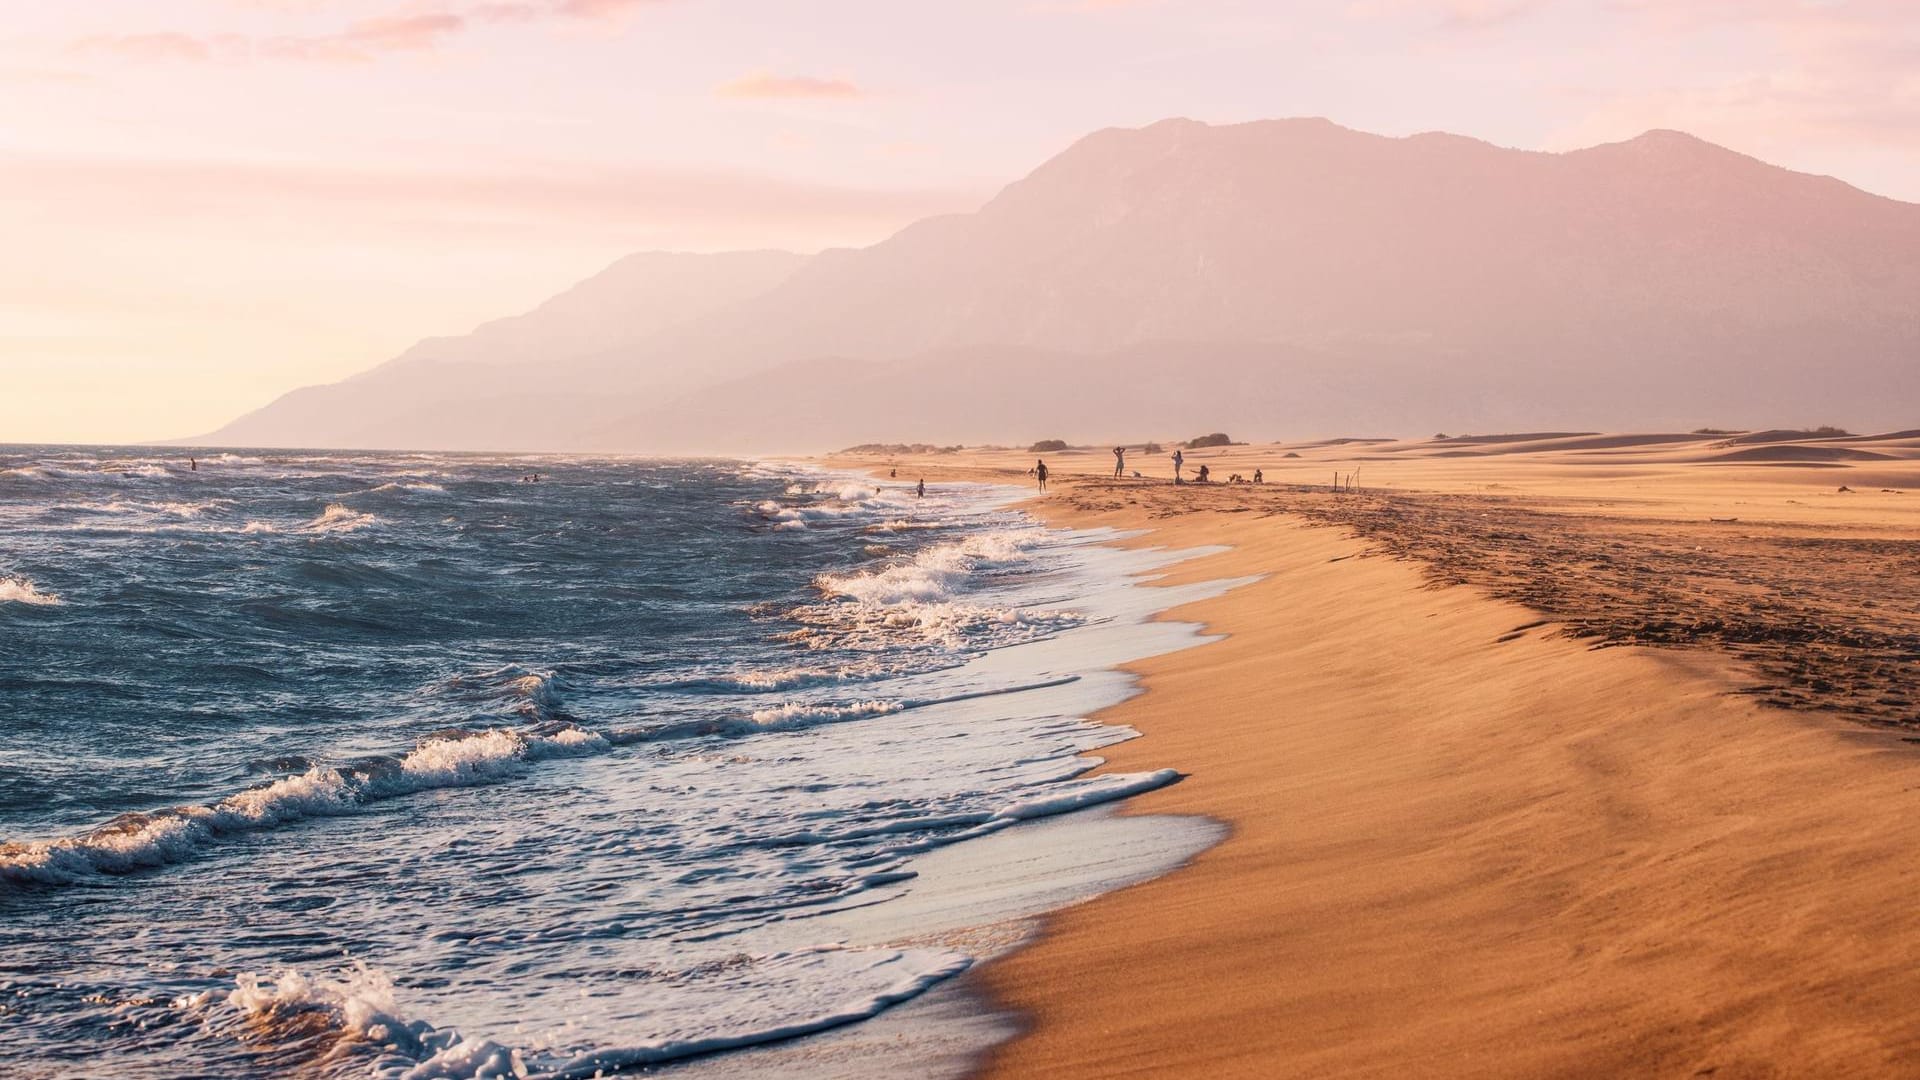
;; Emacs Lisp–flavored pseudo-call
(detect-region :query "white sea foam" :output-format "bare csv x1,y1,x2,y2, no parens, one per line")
704,664,884,692
761,767,1183,854
226,964,511,1077
0,576,61,606
436,664,571,723
747,699,903,730
366,481,448,494
748,476,935,535
0,726,598,885
816,530,1035,607
220,947,971,1080
303,503,379,534
792,528,1082,649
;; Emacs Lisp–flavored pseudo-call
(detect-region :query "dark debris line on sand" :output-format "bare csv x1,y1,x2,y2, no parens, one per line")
1057,478,1920,730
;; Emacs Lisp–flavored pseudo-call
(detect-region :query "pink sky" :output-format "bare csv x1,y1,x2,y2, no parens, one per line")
5,0,1918,443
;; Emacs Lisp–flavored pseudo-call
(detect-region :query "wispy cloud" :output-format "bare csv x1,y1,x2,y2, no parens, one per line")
1538,0,1920,195
67,1,667,66
1,148,984,247
72,32,216,63
717,72,865,100
554,0,669,19
1343,0,1545,31
257,13,468,62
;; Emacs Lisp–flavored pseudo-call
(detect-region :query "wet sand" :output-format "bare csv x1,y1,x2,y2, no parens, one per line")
828,432,1920,1077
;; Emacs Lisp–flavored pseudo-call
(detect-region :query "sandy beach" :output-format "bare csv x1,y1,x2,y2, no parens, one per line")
830,432,1920,1077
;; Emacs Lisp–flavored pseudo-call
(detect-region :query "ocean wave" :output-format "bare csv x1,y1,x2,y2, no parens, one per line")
221,963,486,1077
747,699,903,729
748,476,933,533
214,946,971,1079
49,498,227,518
0,576,62,606
816,530,1035,607
1,669,1001,886
0,726,603,887
666,663,889,693
758,766,1183,854
365,481,448,494
787,529,1082,649
613,697,904,744
430,664,572,724
303,503,380,534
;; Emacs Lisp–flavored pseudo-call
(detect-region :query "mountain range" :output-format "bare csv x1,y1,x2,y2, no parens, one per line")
194,118,1920,451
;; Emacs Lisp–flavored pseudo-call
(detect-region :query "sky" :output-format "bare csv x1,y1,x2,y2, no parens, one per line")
4,0,1918,444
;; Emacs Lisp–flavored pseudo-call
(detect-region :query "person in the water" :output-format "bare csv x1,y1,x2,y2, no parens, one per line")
916,478,925,498
189,456,197,472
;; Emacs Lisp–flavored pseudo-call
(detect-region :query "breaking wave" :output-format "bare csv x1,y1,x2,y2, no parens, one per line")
304,504,380,534
0,575,61,606
211,946,974,1079
788,529,1083,649
0,727,603,886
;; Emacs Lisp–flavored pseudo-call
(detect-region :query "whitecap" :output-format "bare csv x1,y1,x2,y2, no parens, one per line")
302,503,379,534
0,576,61,606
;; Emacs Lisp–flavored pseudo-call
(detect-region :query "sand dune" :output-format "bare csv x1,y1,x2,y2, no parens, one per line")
1709,444,1896,463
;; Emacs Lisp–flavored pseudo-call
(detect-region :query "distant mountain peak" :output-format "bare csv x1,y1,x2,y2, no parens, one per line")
191,117,1920,452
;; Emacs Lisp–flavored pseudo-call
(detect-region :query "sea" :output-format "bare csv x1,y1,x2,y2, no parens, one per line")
0,447,1230,1079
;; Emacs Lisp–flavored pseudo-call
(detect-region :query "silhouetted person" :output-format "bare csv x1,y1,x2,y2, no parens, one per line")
189,457,197,472
1196,464,1211,484
1113,446,1125,478
1253,469,1263,483
1172,449,1184,484
890,468,897,478
1035,459,1049,492
916,478,925,498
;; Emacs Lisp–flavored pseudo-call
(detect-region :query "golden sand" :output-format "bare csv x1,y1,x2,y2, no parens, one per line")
828,433,1920,1077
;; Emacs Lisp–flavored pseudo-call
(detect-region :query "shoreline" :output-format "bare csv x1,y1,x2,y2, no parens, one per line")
827,444,1920,1077
680,468,1245,1080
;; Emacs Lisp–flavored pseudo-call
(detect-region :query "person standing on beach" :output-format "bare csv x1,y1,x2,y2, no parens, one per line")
1172,449,1184,484
1035,459,1049,492
1113,446,1125,478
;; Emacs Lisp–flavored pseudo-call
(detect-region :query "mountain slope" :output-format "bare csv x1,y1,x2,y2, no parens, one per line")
195,250,809,449
195,119,1920,451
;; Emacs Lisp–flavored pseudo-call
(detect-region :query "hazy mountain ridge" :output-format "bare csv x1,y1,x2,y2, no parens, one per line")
201,250,810,448
194,118,1920,451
